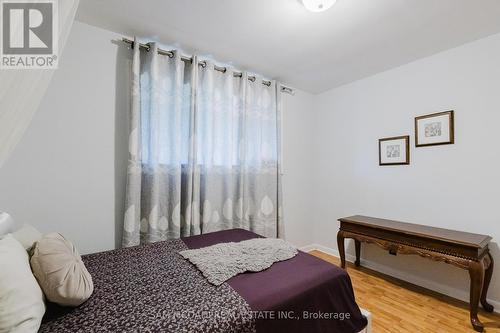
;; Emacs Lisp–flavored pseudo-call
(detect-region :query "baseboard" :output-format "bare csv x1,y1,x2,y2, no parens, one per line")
300,243,500,314
297,244,318,253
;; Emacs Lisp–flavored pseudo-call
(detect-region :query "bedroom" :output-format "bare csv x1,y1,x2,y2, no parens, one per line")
0,0,499,332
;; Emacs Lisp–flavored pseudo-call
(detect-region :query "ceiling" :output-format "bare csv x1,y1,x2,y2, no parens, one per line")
76,0,500,94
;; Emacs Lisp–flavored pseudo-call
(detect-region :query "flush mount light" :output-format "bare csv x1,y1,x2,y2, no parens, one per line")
301,0,337,12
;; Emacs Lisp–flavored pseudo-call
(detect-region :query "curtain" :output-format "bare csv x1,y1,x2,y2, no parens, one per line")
122,40,283,247
0,0,80,169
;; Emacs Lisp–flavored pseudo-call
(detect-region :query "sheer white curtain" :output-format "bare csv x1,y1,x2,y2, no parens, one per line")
122,40,283,247
0,0,80,168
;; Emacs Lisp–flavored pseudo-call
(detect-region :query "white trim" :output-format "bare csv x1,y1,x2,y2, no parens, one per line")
300,244,500,314
297,244,317,253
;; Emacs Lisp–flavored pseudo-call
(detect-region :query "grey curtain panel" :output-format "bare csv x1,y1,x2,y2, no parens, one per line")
122,38,284,247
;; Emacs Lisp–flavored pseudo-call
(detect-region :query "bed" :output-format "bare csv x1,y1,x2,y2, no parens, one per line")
40,229,369,333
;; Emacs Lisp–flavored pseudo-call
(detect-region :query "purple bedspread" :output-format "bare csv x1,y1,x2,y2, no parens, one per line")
40,238,255,333
183,229,367,333
40,228,366,333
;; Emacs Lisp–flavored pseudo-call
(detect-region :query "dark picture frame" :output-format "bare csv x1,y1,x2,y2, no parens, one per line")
379,135,410,166
415,110,454,147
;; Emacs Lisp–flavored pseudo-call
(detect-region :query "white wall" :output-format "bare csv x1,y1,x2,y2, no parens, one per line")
312,32,500,306
0,22,131,254
0,21,315,253
282,90,315,247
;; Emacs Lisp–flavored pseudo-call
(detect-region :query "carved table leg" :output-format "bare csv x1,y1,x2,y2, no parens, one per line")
337,231,346,269
354,239,361,267
468,260,485,332
480,252,494,313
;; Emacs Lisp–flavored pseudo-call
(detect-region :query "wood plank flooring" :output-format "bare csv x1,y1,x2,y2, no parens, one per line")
309,250,500,333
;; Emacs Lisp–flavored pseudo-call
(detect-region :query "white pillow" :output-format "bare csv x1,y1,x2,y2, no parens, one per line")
12,224,43,250
0,234,45,333
0,212,20,238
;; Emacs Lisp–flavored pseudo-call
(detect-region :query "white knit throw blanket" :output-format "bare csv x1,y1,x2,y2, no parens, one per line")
179,238,298,286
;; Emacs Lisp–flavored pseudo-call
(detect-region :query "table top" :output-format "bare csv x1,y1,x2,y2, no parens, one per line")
339,215,491,249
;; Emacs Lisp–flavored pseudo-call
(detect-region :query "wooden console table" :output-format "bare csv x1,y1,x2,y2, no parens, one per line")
337,215,494,332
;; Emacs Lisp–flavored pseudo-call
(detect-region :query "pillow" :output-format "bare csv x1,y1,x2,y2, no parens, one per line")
30,233,94,307
12,224,43,250
0,234,45,333
0,212,21,238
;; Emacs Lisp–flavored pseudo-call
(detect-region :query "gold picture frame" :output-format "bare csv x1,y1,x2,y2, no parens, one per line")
415,111,454,147
379,135,410,166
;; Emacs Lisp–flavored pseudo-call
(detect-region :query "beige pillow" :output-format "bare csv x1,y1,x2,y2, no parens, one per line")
30,233,94,306
0,234,45,333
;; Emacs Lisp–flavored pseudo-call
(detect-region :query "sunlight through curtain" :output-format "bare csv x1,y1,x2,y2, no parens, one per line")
122,39,283,246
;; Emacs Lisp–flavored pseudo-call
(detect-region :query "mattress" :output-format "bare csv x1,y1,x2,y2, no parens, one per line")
40,229,367,333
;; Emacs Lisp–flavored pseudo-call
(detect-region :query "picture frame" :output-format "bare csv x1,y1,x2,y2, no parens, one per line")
379,135,410,166
415,110,454,147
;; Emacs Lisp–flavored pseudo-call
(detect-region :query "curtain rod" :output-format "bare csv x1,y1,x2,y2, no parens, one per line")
121,38,294,95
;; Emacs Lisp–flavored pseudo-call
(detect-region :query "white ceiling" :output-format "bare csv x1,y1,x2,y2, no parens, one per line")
76,0,500,94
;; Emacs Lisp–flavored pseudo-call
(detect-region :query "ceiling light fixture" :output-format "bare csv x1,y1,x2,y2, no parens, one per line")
301,0,337,12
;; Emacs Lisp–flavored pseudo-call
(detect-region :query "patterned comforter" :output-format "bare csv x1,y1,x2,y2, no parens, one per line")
40,229,367,333
40,239,255,333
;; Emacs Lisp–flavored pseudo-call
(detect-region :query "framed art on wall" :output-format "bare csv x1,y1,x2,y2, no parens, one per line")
415,110,454,147
379,135,410,166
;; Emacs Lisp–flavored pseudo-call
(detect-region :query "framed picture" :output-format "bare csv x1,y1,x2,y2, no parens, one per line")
379,135,410,166
415,110,454,147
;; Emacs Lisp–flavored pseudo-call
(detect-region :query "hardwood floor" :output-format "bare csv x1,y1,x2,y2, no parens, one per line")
309,250,500,333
